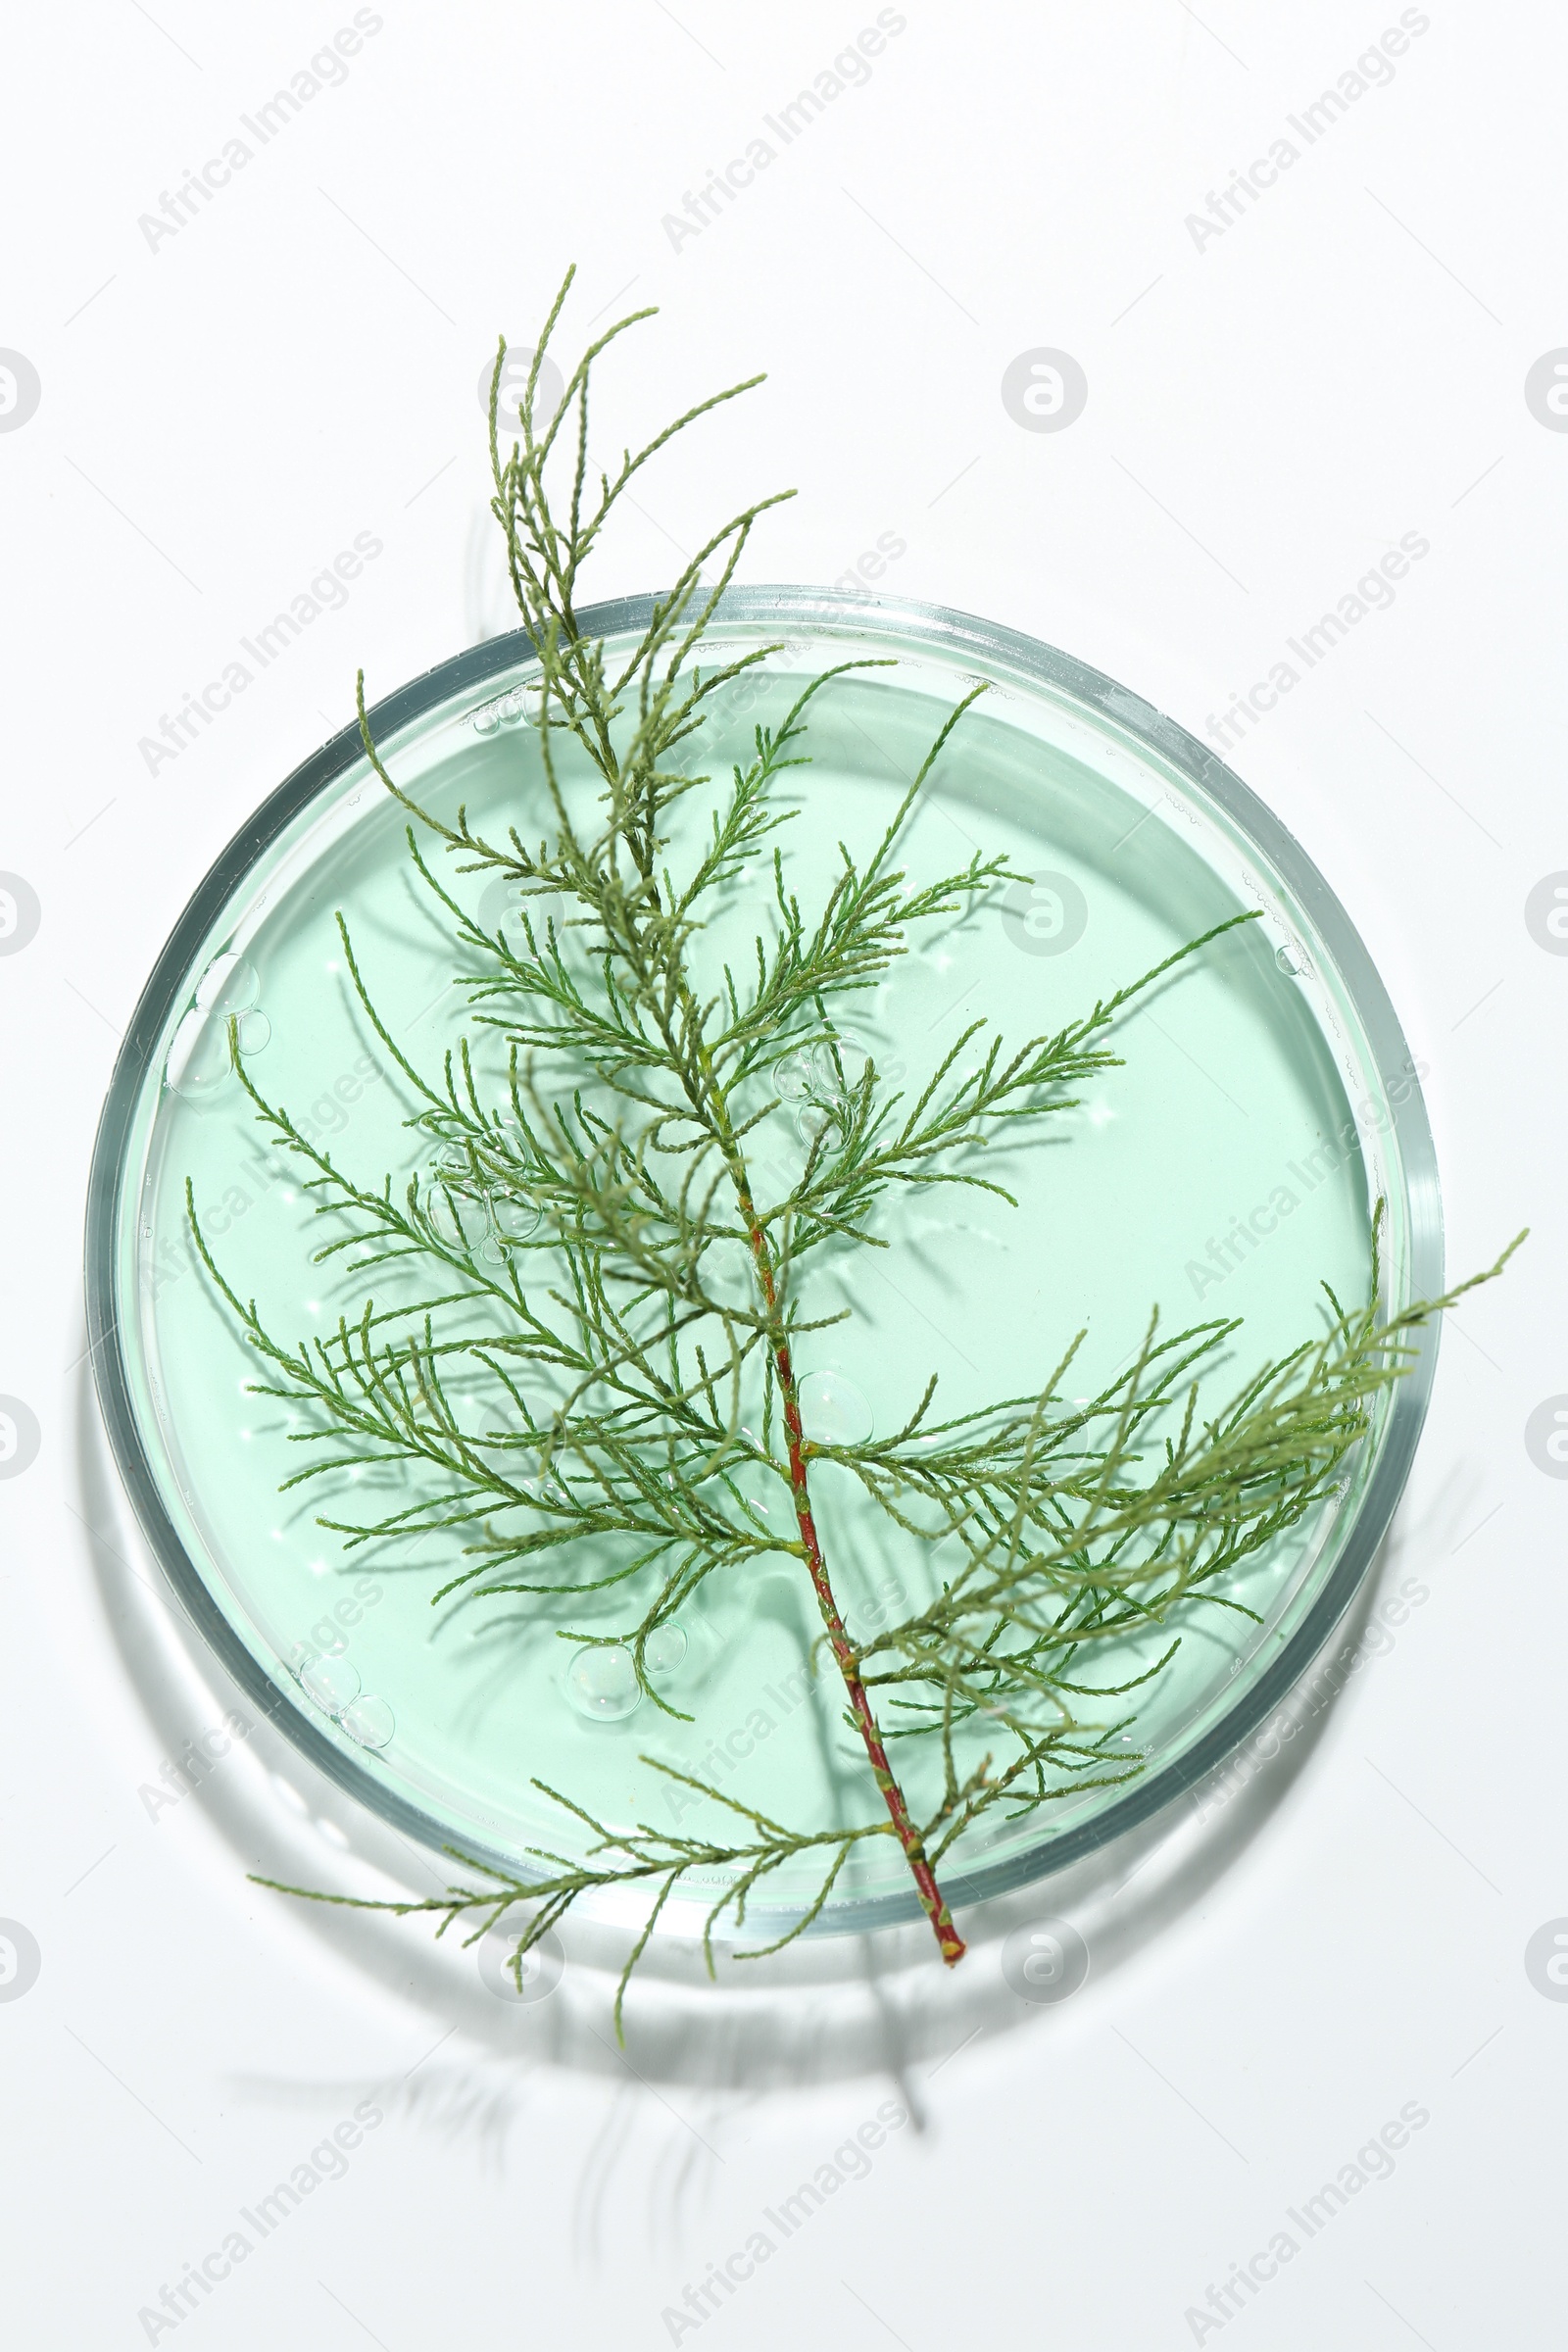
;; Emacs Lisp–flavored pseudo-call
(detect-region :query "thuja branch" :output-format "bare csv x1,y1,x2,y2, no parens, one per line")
204,266,1526,2026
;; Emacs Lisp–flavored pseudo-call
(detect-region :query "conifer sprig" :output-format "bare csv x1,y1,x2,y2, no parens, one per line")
202,267,1522,2034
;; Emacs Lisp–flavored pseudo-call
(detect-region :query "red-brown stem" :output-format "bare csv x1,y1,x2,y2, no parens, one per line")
729,1163,965,1967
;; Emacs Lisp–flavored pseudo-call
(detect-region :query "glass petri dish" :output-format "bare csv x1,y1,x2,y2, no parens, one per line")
85,588,1442,1948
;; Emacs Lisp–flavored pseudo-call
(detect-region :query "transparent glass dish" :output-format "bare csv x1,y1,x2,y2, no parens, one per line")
85,589,1442,1947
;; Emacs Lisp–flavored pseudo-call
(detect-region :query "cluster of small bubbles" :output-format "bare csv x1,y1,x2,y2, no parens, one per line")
423,1143,542,1259
168,953,269,1102
771,1027,896,1147
470,683,530,736
425,1176,543,1270
564,1642,642,1721
797,1367,874,1446
294,1648,397,1750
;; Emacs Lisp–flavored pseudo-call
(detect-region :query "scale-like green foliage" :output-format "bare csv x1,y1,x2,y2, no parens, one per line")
196,269,1519,2036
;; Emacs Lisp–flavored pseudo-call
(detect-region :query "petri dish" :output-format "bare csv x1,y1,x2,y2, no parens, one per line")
84,588,1442,1949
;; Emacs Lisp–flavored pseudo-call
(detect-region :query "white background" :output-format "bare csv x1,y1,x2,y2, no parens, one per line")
2,3,1564,2345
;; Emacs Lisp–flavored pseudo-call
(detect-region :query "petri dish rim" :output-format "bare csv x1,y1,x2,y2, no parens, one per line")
83,585,1444,1938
